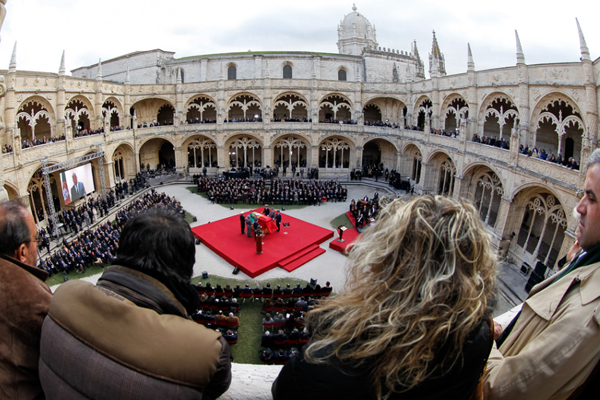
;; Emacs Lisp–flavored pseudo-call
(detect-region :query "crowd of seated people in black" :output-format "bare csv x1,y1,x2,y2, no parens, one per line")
38,221,119,276
349,192,381,228
471,133,509,149
36,190,182,278
270,178,347,204
518,144,580,170
197,176,346,205
192,282,242,345
259,282,332,365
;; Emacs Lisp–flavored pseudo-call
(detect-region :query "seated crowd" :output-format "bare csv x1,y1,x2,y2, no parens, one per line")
259,282,332,365
197,176,347,205
36,190,183,277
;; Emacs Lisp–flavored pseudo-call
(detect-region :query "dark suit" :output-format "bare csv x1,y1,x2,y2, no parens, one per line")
275,212,282,232
240,214,245,234
71,182,86,201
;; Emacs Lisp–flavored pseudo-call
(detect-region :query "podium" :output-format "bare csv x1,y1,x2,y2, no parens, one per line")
337,225,347,242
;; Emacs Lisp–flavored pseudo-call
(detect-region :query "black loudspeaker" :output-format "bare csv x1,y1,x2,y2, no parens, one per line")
230,206,234,210
192,216,197,222
63,274,69,282
202,271,209,279
232,267,240,275
195,238,201,245
282,206,286,211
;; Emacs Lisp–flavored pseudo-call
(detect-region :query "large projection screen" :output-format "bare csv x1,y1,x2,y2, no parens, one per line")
60,163,96,205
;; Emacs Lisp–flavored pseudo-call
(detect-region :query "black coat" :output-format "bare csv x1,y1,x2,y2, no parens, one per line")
272,318,492,400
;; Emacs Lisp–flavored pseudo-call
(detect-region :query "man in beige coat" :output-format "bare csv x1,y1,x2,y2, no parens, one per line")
484,149,600,399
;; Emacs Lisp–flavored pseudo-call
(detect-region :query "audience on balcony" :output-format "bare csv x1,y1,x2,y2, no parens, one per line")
318,118,355,124
74,127,105,138
518,144,580,170
471,133,509,149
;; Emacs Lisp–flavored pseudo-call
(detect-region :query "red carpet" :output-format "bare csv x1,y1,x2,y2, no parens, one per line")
329,211,361,254
192,209,333,278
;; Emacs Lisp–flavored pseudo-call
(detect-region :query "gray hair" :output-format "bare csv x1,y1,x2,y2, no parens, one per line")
587,148,600,170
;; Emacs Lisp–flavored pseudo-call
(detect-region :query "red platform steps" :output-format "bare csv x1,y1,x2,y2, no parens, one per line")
278,244,326,272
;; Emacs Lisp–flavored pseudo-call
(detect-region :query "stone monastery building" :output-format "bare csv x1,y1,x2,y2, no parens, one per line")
1,5,599,273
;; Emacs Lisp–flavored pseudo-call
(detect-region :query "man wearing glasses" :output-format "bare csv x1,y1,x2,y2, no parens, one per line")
0,200,52,399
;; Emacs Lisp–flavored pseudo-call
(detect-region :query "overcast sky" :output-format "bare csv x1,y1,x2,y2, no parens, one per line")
0,0,597,78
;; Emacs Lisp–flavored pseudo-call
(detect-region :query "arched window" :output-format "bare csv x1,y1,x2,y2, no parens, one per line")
338,69,347,81
283,65,293,79
228,65,237,80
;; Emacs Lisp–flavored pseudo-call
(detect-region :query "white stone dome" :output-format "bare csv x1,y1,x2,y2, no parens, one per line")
339,4,375,41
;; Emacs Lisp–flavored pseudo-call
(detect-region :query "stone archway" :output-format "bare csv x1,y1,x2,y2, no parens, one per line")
187,136,218,169
16,100,52,143
319,136,352,169
514,190,567,269
139,138,176,171
112,144,135,181
461,165,504,228
226,136,262,168
273,135,308,169
533,96,584,162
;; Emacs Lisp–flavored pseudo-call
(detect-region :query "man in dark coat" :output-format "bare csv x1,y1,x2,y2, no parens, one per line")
39,209,232,400
275,210,282,232
240,212,246,234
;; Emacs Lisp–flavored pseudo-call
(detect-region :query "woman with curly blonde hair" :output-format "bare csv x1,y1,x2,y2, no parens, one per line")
272,196,497,400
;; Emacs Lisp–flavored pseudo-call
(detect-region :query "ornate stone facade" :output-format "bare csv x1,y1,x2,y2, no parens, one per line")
1,6,598,273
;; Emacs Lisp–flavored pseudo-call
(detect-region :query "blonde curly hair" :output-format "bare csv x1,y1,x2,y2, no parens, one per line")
304,195,497,399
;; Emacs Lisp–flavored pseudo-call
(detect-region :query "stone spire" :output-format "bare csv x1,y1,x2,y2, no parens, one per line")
428,31,446,77
412,40,425,79
176,67,182,84
9,41,16,71
59,50,66,76
576,18,591,61
125,64,130,84
467,43,475,72
96,58,103,79
515,30,525,65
